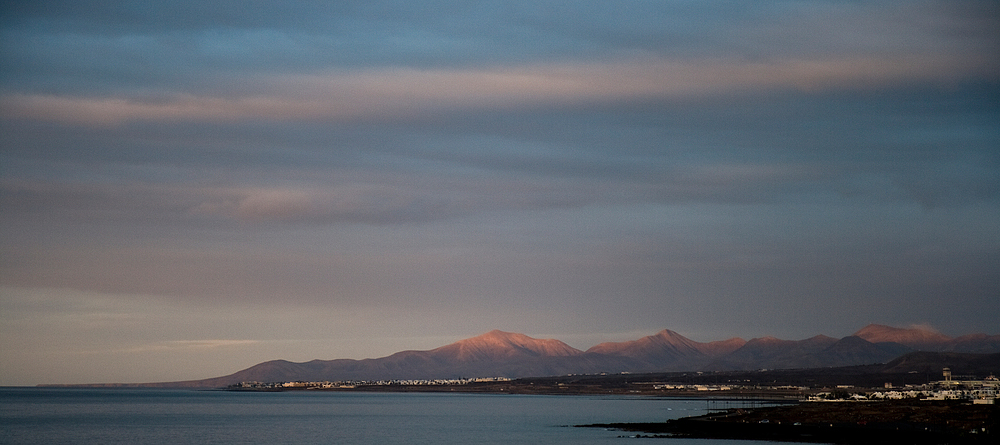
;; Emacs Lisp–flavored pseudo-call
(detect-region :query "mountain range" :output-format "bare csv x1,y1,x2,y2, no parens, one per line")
84,324,1000,388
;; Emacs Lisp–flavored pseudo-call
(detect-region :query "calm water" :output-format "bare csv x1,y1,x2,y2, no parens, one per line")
1,388,799,444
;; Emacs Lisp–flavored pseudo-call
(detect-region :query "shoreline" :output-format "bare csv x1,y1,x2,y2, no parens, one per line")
223,382,809,400
579,400,997,444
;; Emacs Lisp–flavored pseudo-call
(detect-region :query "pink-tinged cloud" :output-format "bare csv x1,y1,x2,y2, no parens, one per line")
3,53,994,126
232,189,316,221
113,340,262,354
189,185,429,224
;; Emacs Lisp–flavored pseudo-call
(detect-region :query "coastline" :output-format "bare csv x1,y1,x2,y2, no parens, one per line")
580,400,998,444
223,380,809,400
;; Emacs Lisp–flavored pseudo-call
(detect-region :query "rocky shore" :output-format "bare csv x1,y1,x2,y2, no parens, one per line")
580,400,997,444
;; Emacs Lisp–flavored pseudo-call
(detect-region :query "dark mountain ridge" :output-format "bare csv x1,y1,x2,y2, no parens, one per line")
54,324,1000,388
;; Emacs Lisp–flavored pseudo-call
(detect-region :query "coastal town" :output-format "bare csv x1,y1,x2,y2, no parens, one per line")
807,369,998,403
228,376,513,390
228,368,998,405
580,369,999,443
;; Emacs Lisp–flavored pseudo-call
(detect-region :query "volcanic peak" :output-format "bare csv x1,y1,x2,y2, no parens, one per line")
853,323,951,346
434,329,582,361
747,336,786,344
587,329,702,357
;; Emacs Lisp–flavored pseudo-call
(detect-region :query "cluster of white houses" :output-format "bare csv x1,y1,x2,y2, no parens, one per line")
653,384,744,391
229,376,511,390
808,369,998,404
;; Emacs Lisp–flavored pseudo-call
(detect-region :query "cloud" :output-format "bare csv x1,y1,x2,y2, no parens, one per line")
4,50,995,126
905,323,942,334
109,340,261,355
2,0,999,386
232,189,315,221
190,185,439,224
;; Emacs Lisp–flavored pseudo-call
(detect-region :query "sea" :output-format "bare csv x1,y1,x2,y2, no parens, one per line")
0,388,805,444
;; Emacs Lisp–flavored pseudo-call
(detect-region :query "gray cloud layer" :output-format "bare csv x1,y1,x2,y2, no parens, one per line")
1,0,998,385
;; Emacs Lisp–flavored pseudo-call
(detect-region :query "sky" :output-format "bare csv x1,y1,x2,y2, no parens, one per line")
1,1,998,386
